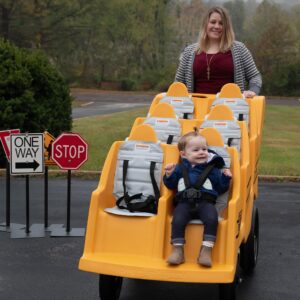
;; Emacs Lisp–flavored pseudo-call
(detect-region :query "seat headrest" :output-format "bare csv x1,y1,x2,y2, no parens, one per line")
128,124,158,143
207,104,234,120
200,127,224,147
150,103,177,119
166,82,189,97
218,83,243,98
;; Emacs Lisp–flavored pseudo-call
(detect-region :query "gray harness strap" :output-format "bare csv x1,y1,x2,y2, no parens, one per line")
116,160,160,213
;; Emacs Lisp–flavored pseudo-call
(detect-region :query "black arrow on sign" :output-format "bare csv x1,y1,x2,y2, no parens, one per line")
15,160,40,170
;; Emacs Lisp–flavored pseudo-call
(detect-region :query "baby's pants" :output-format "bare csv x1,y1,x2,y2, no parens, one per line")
171,200,218,245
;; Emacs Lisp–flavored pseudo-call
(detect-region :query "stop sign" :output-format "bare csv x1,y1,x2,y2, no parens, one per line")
51,133,88,170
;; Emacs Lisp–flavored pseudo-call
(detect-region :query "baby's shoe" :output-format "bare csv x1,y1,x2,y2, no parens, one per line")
167,245,185,265
198,245,212,267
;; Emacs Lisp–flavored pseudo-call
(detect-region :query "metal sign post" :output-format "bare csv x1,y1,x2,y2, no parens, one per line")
50,133,88,237
42,131,65,232
41,131,64,233
44,165,49,228
0,129,24,232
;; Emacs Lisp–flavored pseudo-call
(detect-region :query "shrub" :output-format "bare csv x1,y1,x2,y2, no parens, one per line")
0,39,72,166
121,78,138,91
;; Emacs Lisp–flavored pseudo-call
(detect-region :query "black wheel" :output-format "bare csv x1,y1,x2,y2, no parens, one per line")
240,204,259,275
99,274,123,300
219,282,236,300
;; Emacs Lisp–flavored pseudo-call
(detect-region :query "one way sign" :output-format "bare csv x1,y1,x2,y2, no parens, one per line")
10,133,44,175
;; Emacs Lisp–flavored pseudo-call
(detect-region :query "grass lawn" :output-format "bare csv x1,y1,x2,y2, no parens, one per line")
73,104,300,176
72,107,148,172
259,105,300,176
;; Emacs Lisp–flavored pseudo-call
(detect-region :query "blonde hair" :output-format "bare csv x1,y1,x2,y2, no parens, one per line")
196,6,235,53
178,127,207,152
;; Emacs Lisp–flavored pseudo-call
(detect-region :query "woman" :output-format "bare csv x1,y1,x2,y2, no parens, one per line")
175,6,262,97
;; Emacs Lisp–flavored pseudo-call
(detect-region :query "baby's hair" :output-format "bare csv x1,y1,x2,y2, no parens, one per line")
178,127,207,151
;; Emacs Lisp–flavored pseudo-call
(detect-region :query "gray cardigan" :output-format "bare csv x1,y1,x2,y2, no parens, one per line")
175,41,262,95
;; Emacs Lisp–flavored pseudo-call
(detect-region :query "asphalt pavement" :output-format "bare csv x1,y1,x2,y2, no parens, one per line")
71,90,155,119
0,177,300,300
71,88,300,119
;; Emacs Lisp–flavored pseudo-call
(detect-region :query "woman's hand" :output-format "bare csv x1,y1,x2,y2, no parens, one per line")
164,163,176,177
243,90,256,98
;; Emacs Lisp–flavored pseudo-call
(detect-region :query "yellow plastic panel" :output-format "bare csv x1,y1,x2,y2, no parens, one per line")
148,93,165,115
247,102,259,198
207,104,235,121
192,93,216,120
237,121,251,242
166,82,189,97
225,147,241,264
218,83,243,98
246,95,266,198
200,127,224,146
150,102,177,118
131,117,145,129
252,96,266,147
180,119,203,135
148,82,189,117
128,124,158,142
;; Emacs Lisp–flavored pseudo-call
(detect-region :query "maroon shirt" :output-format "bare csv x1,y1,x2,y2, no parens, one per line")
193,51,234,94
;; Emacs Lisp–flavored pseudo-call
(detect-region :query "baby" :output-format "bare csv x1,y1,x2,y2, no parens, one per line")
163,128,232,267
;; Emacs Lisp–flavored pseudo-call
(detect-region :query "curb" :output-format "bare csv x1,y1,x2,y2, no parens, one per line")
0,169,101,180
258,175,300,182
0,169,299,182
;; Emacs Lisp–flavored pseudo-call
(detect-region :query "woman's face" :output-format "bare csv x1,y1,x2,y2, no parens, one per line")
206,12,223,42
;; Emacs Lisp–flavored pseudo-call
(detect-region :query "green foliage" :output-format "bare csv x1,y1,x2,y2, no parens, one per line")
121,78,138,91
1,0,300,94
0,38,72,164
244,0,299,95
266,60,300,96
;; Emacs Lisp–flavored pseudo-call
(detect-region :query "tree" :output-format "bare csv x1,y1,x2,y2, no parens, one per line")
0,0,188,89
172,0,205,47
0,39,72,165
244,0,298,94
224,0,246,41
84,0,176,89
0,0,20,39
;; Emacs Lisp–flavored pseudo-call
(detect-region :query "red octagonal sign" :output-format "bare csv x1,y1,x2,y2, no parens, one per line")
51,133,88,170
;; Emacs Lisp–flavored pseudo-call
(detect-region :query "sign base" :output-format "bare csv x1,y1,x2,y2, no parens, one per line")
10,224,46,238
0,222,25,232
45,224,65,232
50,227,85,237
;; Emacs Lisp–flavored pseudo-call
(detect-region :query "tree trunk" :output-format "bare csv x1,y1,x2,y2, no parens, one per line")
1,6,10,39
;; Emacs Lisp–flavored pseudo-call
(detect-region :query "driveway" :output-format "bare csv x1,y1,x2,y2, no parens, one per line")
71,88,300,119
0,178,299,300
71,89,155,119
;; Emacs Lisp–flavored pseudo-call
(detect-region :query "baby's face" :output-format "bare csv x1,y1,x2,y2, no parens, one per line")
180,136,208,166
